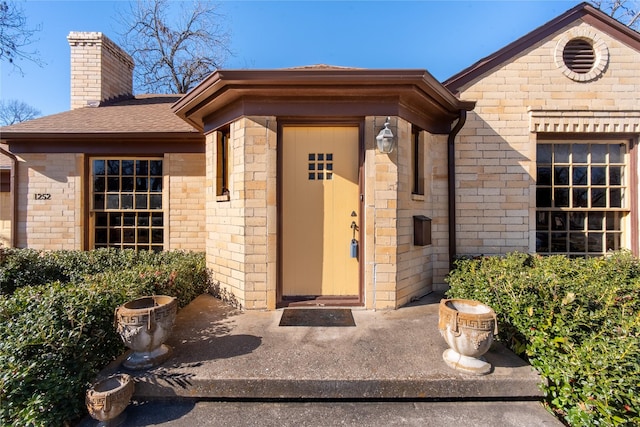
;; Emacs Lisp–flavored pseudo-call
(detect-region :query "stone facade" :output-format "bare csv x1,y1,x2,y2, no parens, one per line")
2,33,206,252
0,192,11,247
166,153,207,251
208,116,444,310
12,152,206,252
15,153,83,249
363,117,448,308
68,32,133,110
452,21,640,257
205,117,278,310
2,4,638,310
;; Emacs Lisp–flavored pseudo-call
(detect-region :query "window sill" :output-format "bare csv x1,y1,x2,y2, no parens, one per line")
411,193,425,202
216,194,230,202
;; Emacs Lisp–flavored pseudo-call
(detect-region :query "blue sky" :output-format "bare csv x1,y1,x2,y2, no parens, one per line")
1,0,583,117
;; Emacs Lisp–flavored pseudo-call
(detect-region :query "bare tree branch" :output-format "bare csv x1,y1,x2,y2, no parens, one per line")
628,9,640,27
118,0,232,94
0,99,41,125
0,0,43,73
593,0,640,30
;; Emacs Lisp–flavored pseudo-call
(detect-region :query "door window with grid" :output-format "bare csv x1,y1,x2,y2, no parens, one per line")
91,158,164,251
536,141,628,257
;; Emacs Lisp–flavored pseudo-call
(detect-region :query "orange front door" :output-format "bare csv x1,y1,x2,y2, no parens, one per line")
282,126,360,297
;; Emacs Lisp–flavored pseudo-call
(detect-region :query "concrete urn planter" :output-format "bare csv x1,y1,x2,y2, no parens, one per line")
438,298,498,375
115,295,177,370
86,373,134,426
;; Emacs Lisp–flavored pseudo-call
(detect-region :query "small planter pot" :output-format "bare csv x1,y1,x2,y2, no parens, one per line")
438,298,498,375
86,373,134,426
115,295,177,370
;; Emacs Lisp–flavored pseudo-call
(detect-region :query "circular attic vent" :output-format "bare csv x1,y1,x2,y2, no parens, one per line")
563,39,595,73
554,29,609,82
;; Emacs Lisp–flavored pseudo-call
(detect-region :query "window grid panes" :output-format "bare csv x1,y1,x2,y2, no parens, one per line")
91,158,163,251
536,142,627,257
308,153,333,181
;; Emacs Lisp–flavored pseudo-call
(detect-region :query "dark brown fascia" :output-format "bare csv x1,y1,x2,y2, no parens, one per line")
172,69,475,133
3,133,204,154
199,93,470,135
444,2,640,93
200,95,402,133
0,132,202,140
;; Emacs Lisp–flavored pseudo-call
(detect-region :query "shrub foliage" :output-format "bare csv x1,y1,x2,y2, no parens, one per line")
446,251,640,426
0,249,209,426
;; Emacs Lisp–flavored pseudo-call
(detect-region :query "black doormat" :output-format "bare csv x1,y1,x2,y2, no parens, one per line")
279,308,356,327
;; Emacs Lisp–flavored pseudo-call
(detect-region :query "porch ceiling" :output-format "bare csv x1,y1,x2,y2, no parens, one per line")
172,68,475,134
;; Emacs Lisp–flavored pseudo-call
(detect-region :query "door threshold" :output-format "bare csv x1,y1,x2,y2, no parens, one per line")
278,295,362,308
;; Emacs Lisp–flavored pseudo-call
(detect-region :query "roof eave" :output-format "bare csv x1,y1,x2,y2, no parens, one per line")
444,2,640,93
172,68,474,132
1,131,203,142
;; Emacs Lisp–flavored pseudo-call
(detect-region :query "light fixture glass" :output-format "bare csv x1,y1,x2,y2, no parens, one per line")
376,117,395,153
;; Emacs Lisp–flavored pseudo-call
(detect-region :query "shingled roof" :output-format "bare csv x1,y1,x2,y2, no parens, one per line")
0,95,201,140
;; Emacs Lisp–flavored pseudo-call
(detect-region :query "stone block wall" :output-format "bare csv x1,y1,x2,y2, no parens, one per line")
363,116,399,309
15,153,83,249
364,117,447,309
206,115,447,310
0,192,10,247
12,152,207,251
206,117,277,310
394,122,450,303
453,21,640,256
68,32,133,110
166,153,206,251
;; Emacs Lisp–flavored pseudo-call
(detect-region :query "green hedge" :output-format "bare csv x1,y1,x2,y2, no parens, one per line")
0,247,208,296
0,249,209,426
445,251,640,426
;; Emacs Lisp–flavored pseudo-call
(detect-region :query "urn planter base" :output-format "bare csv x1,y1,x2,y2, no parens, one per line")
123,343,173,370
438,298,498,377
91,412,127,427
442,348,492,375
86,373,134,427
115,295,177,371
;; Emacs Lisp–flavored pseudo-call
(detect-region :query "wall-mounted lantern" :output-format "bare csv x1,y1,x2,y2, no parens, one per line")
376,117,395,153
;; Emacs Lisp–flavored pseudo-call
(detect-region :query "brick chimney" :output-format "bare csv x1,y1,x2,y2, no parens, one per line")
67,32,134,110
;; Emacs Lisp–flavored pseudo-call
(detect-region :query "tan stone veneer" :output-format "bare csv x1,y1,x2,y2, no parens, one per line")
452,21,640,256
67,32,133,110
205,117,278,310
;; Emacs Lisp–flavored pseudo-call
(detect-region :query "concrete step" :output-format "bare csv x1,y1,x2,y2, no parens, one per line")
78,400,563,427
99,293,545,401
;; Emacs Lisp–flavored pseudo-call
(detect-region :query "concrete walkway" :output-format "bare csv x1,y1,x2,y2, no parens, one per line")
81,292,563,426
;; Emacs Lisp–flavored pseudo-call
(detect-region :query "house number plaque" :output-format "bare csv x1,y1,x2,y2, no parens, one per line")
34,193,51,200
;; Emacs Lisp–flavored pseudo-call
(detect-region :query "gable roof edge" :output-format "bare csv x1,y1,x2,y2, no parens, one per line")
444,2,640,93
